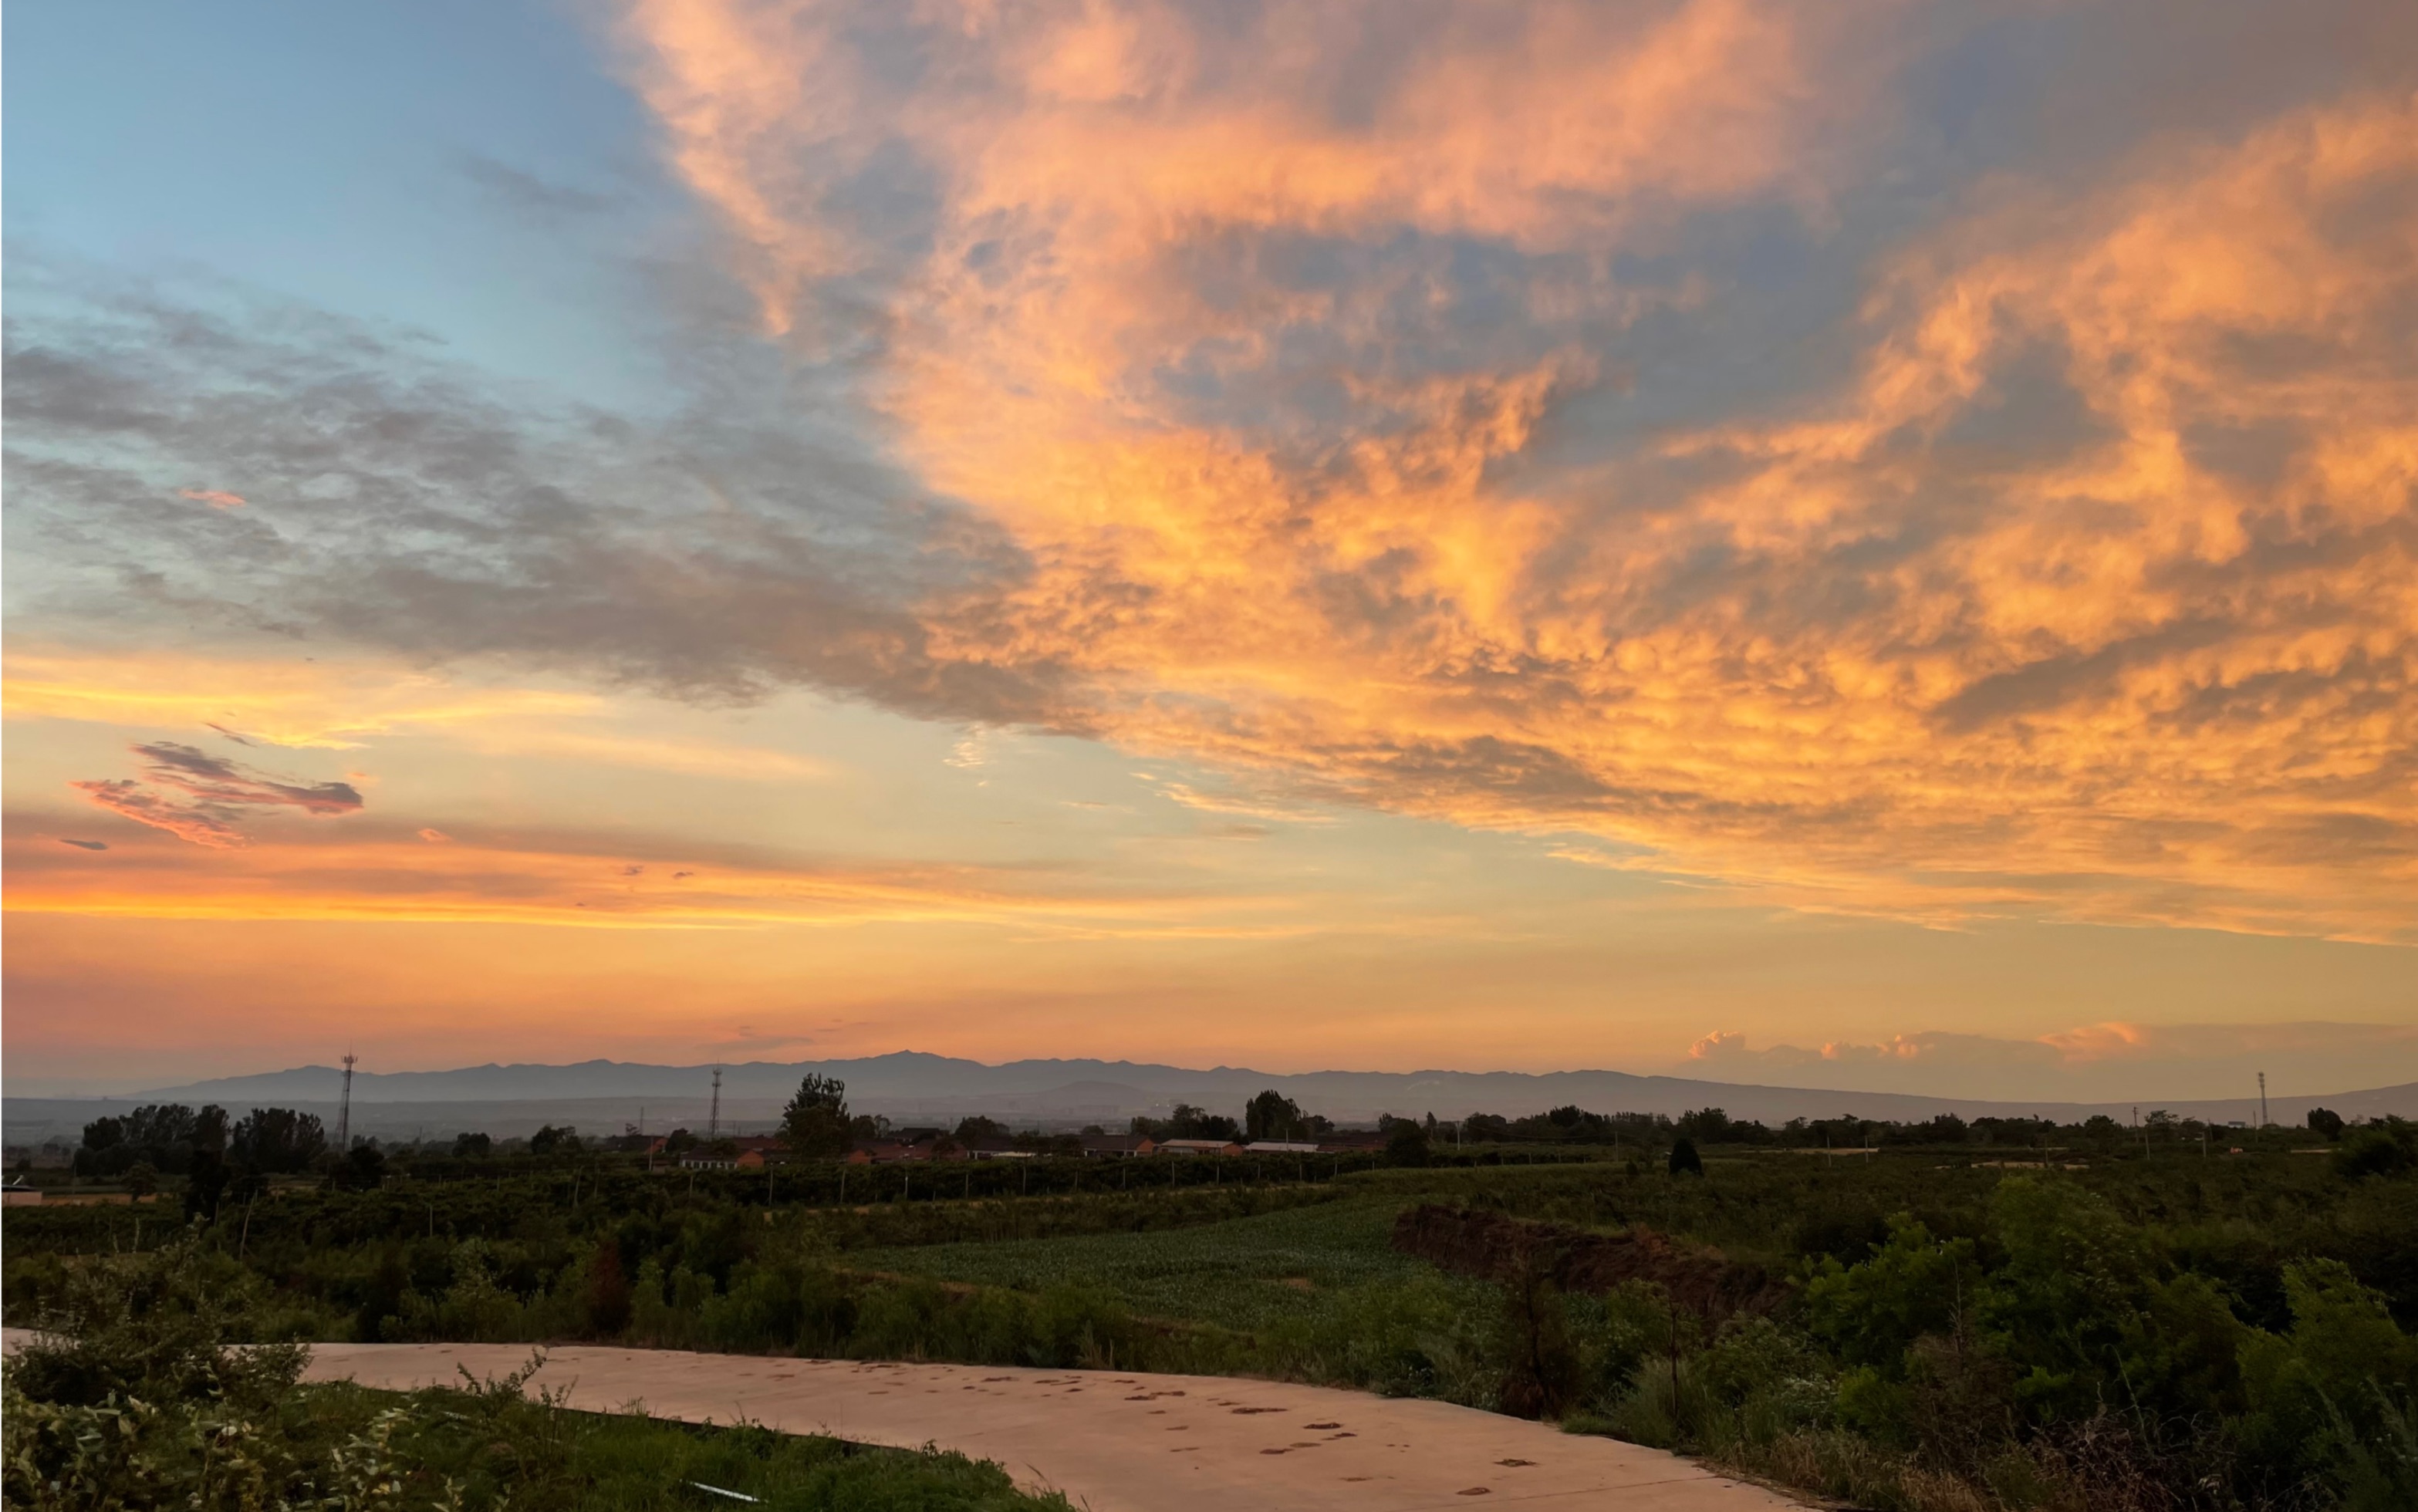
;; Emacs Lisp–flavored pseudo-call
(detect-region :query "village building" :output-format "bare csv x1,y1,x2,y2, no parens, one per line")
846,1140,933,1164
1157,1138,1244,1157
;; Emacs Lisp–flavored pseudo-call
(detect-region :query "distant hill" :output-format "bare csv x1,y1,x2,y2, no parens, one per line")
5,1051,2413,1146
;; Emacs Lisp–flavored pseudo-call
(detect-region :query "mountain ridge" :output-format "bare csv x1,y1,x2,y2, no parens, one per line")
4,1053,2409,1142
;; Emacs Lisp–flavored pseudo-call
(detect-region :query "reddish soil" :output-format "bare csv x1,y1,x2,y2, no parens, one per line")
1390,1204,1791,1321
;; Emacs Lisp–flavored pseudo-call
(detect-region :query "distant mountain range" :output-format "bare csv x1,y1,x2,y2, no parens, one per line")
6,1051,2413,1146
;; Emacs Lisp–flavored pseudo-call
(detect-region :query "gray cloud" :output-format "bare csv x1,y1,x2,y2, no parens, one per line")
453,152,616,220
2,260,1060,724
69,740,366,849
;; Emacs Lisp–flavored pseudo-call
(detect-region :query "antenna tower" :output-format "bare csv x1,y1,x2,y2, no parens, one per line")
337,1054,357,1150
708,1067,723,1140
2258,1072,2268,1129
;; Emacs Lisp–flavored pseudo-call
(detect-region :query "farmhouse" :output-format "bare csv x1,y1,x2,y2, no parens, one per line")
1157,1138,1244,1157
1079,1134,1157,1158
846,1140,932,1164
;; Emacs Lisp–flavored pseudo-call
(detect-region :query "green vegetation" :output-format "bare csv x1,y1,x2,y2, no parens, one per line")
2,1239,1069,1511
851,1194,1425,1331
10,1100,2416,1511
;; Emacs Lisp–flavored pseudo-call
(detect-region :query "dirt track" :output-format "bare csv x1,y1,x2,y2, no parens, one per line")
302,1342,1804,1510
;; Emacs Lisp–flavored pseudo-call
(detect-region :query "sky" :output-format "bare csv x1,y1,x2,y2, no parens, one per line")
5,0,2413,1102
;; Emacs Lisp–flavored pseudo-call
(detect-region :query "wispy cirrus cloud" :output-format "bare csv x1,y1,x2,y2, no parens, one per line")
4,647,832,780
71,741,364,849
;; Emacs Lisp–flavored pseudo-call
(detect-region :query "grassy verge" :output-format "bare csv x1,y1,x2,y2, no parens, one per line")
2,1243,1072,1512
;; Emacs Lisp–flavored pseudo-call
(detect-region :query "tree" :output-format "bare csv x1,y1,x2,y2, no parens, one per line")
1385,1121,1430,1167
529,1125,581,1156
1246,1090,1309,1142
184,1148,228,1223
782,1073,853,1156
2307,1107,2345,1142
2335,1121,2416,1180
122,1162,159,1197
953,1115,1007,1144
80,1116,124,1153
334,1144,387,1191
1136,1104,1243,1142
193,1105,228,1156
452,1131,492,1159
120,1105,198,1151
1669,1136,1704,1176
1677,1107,1734,1145
231,1107,326,1173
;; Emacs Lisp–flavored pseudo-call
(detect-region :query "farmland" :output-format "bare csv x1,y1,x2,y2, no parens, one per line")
8,1115,2418,1511
848,1194,1426,1330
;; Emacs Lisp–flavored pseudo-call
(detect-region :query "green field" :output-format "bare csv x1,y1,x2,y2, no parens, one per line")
847,1193,1425,1330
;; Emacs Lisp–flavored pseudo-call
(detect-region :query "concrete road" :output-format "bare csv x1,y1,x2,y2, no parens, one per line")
301,1342,1805,1510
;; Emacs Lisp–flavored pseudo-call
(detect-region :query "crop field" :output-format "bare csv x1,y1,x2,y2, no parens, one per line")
846,1193,1428,1330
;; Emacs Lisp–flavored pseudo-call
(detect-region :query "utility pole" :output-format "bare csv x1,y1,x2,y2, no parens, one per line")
336,1053,357,1151
708,1067,723,1141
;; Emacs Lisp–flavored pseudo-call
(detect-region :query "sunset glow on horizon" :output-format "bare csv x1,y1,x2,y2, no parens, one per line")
5,1,2413,1099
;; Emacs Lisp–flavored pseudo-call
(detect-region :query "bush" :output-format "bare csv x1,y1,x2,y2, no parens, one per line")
2336,1124,2416,1181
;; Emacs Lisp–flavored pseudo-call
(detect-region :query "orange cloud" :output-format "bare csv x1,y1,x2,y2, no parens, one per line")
614,2,2418,943
177,488,245,509
2,646,830,779
3,646,597,748
1,821,1310,934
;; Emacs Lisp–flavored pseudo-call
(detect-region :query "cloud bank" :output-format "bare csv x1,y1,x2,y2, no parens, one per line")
1685,1020,2418,1100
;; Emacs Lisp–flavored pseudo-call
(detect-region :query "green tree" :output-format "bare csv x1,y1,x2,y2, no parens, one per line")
192,1104,228,1156
1384,1121,1430,1167
529,1125,582,1156
2336,1121,2416,1180
1245,1089,1308,1141
782,1074,853,1156
1668,1136,1703,1176
335,1144,387,1191
1805,1216,1982,1371
2308,1106,2346,1142
230,1107,326,1173
1676,1108,1732,1145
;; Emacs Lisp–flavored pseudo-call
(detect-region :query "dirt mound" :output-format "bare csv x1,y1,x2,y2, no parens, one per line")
1391,1204,1790,1321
